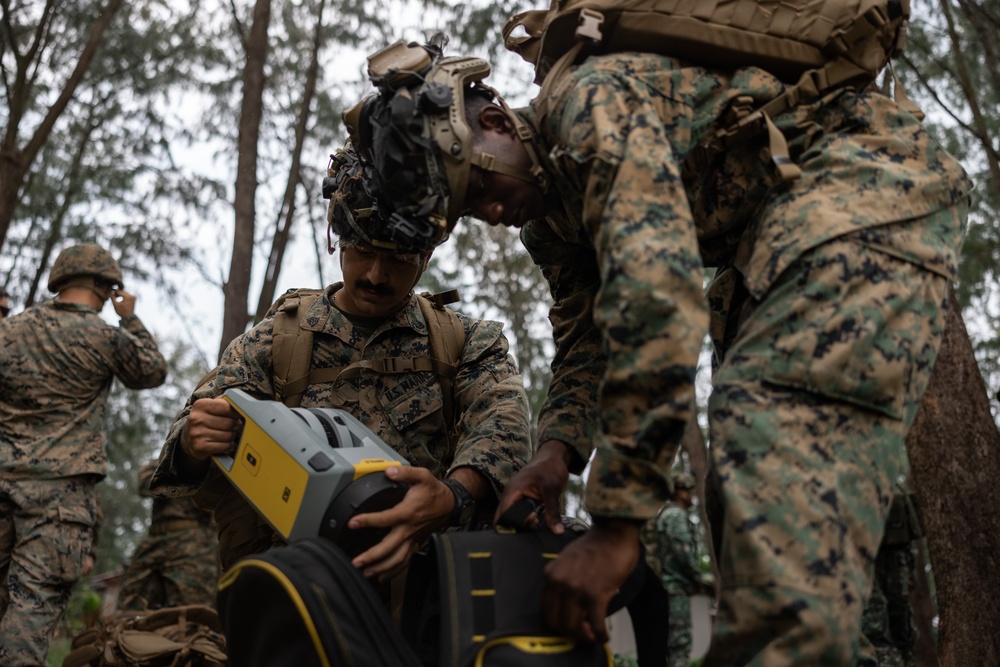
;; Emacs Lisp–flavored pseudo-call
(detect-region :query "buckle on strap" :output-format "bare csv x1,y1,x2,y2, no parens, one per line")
576,8,605,44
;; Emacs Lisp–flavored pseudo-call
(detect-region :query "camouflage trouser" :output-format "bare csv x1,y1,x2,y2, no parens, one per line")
0,476,98,667
117,522,219,611
667,592,692,667
702,214,955,666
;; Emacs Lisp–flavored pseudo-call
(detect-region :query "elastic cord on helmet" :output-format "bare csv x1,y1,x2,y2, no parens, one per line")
474,85,550,193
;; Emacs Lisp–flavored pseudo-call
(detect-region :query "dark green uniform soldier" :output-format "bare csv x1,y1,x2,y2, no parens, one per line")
643,472,703,667
343,33,970,665
117,461,218,611
0,243,167,666
151,148,532,586
861,489,923,667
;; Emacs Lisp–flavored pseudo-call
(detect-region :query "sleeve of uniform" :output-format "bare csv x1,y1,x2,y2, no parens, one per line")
520,220,603,474
110,314,168,389
448,318,532,501
547,66,709,520
151,320,278,498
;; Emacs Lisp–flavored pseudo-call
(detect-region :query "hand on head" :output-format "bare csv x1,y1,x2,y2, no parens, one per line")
111,288,136,318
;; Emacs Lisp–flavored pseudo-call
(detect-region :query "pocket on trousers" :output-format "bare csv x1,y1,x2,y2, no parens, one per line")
54,505,95,585
756,246,938,421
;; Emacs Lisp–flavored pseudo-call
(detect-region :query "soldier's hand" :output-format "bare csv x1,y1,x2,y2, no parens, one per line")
542,519,641,644
111,288,136,318
348,465,454,581
181,397,242,462
494,439,571,534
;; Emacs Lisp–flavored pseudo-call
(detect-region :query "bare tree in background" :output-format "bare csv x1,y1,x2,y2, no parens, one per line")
0,0,124,252
255,0,329,323
219,0,272,360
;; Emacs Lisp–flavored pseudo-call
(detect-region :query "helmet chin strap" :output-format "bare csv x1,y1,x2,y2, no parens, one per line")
473,87,550,194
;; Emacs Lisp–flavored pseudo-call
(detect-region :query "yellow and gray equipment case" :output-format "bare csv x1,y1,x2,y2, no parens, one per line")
214,388,409,556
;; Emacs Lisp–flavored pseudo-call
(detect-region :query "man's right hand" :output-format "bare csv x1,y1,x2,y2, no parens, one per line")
180,397,242,466
494,439,572,534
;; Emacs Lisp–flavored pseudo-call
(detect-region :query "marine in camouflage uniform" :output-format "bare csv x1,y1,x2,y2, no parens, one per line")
646,473,703,667
0,243,167,667
860,490,922,667
150,149,532,575
346,45,971,665
117,461,218,611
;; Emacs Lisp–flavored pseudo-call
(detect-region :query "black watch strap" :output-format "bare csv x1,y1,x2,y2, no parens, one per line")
442,478,477,527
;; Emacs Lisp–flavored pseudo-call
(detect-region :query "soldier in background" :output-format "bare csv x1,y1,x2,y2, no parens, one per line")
644,472,704,667
0,243,167,666
117,460,218,611
861,489,923,667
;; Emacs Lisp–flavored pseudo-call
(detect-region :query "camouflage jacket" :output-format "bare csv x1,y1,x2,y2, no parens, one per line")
152,284,531,501
520,52,972,520
0,301,167,479
649,502,702,595
137,461,212,526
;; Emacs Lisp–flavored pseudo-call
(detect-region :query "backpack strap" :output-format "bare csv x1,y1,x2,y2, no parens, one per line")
269,288,324,407
276,290,467,446
416,290,467,457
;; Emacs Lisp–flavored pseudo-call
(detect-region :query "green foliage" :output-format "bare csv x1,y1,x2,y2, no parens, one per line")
96,340,209,572
613,653,639,667
1,0,227,306
46,639,72,667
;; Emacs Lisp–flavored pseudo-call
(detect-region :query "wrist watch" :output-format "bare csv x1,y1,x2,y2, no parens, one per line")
442,478,477,527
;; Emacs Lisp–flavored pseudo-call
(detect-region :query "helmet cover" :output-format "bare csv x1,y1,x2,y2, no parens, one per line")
47,243,124,293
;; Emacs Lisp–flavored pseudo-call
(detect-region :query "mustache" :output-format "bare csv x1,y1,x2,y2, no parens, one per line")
354,280,393,297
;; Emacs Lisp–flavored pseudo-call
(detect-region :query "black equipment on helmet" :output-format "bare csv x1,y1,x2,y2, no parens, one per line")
341,38,547,247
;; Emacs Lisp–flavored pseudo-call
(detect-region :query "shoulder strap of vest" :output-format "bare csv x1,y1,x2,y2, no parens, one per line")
277,290,467,434
416,290,467,451
269,288,325,408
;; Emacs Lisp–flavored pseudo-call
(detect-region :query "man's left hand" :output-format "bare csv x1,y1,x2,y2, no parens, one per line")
541,518,641,644
347,466,453,581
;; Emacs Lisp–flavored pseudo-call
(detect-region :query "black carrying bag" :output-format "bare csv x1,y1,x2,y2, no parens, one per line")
216,508,667,667
216,537,423,667
401,504,668,667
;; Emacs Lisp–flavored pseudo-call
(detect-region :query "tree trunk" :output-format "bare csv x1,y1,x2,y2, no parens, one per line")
254,0,327,323
218,0,271,360
0,0,123,252
905,284,1000,667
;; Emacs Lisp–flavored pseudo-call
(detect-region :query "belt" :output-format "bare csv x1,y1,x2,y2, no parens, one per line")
149,519,206,535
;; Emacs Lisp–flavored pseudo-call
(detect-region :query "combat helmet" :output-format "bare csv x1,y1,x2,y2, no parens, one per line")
342,37,548,246
671,472,696,492
47,243,124,293
322,142,433,254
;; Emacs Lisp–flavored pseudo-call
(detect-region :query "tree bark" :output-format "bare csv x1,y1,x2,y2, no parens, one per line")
219,0,271,360
905,284,1000,667
0,0,124,252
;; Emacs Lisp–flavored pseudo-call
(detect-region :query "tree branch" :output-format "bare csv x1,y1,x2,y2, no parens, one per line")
20,0,124,169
